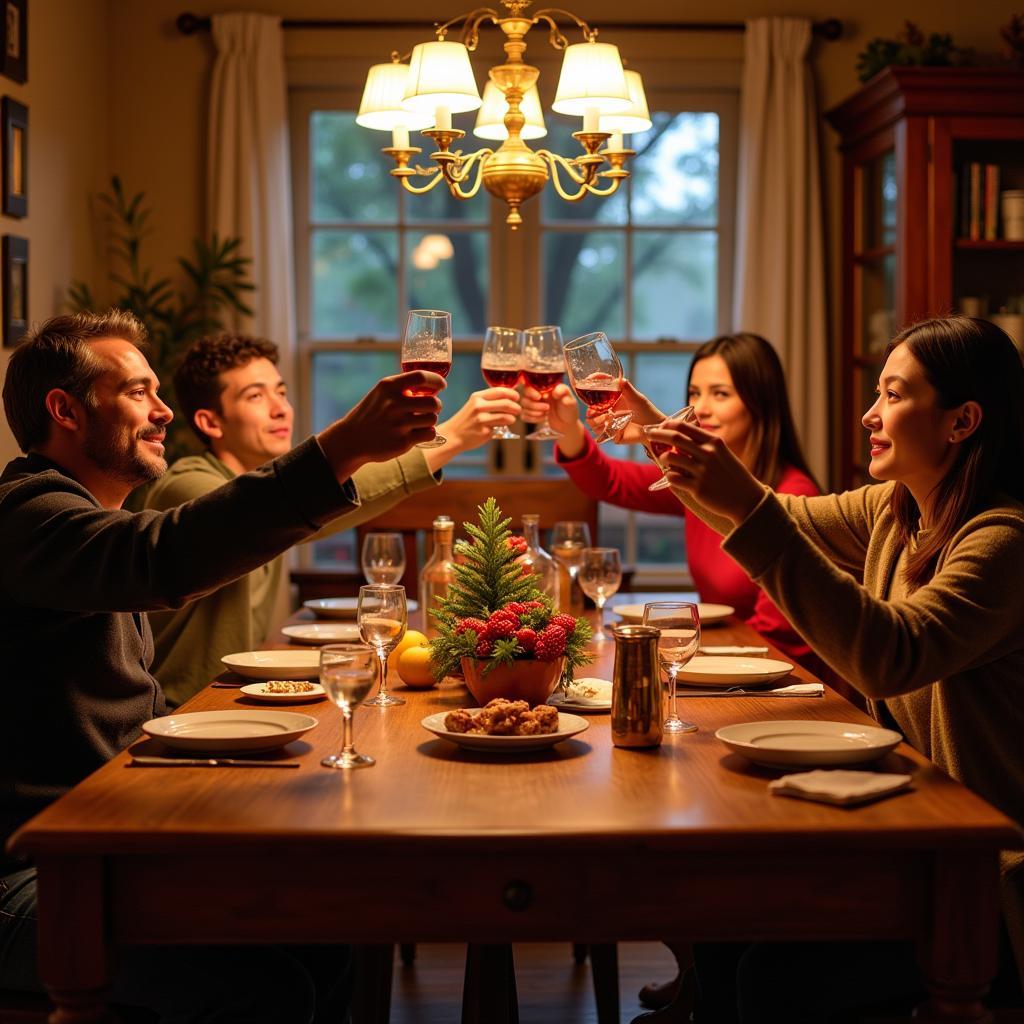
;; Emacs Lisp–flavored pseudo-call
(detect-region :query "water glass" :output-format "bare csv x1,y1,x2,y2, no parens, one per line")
320,643,378,769
578,547,621,642
358,584,408,707
643,602,700,734
361,532,406,585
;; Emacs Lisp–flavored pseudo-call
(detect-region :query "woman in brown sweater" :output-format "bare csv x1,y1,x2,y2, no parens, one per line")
647,315,1024,1021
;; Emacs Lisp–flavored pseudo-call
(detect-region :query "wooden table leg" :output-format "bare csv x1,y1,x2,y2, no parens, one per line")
461,944,518,1024
350,945,394,1024
915,853,998,1023
35,858,115,1024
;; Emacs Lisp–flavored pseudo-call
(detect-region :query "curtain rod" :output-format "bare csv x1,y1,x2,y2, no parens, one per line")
176,12,843,41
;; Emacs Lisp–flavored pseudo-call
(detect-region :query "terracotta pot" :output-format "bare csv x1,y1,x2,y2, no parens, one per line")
460,657,564,707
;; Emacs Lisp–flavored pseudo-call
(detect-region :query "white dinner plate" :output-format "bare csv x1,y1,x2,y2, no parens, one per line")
240,682,327,703
676,656,794,688
547,677,612,713
421,711,589,752
715,720,903,769
303,597,419,620
221,650,321,680
142,710,318,754
612,602,735,626
281,623,361,645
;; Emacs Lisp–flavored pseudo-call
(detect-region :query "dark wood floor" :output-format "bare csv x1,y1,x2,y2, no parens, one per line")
389,942,677,1024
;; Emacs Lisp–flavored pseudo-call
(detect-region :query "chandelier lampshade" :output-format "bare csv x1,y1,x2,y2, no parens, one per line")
356,63,433,131
402,40,483,115
599,70,652,134
473,81,547,140
551,40,631,116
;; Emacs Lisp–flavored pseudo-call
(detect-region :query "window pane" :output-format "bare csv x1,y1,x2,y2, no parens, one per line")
406,231,489,334
633,231,717,340
312,230,398,339
631,112,719,226
312,112,397,223
541,121,628,226
542,231,625,340
634,510,687,569
632,351,693,419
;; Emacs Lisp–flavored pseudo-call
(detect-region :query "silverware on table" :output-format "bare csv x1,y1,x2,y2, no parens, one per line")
129,756,299,768
675,685,824,698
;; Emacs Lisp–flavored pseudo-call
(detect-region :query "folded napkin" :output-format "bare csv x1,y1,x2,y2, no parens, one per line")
768,682,824,696
556,678,612,706
699,645,770,656
769,769,912,806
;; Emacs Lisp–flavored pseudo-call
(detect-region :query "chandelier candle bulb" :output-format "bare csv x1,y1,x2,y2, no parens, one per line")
435,105,452,132
583,107,600,134
392,125,410,150
608,131,624,152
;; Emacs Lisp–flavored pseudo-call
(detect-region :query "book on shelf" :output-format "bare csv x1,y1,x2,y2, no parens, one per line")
959,162,1002,241
984,164,1000,241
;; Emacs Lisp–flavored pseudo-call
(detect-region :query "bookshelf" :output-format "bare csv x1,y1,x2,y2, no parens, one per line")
826,68,1024,488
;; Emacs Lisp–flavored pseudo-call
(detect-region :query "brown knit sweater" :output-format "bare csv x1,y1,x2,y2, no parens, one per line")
693,480,1024,977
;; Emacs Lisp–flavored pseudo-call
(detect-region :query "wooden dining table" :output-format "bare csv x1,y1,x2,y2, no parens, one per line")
10,595,1021,1024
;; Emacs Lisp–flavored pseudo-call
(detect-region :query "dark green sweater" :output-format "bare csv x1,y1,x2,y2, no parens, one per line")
0,437,357,873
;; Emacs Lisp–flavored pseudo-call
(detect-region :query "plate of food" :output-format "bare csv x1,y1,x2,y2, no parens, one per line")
715,720,903,769
676,656,794,688
611,602,735,626
304,597,418,620
221,650,321,680
421,699,589,752
547,677,612,712
281,623,361,645
240,681,327,703
142,710,318,754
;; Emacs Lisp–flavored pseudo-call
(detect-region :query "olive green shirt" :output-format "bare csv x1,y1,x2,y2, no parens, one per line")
144,447,439,705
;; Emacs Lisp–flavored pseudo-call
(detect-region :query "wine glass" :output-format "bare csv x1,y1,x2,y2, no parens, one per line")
563,332,632,444
522,325,565,441
361,532,406,585
550,520,591,605
358,584,408,707
643,406,701,492
578,547,621,642
643,602,700,734
480,326,523,440
320,643,378,769
401,309,452,448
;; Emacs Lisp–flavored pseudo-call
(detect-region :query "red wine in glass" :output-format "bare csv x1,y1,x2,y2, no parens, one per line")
481,366,522,389
401,358,452,396
646,406,699,492
523,368,563,396
576,373,623,413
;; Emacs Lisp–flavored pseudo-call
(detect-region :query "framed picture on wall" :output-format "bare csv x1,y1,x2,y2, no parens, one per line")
3,233,27,347
2,96,26,216
1,0,26,85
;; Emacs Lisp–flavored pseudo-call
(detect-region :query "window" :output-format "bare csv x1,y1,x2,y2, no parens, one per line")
291,85,736,580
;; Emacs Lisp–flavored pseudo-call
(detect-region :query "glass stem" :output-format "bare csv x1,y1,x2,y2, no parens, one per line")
377,649,389,699
668,667,679,722
597,597,605,637
342,706,354,756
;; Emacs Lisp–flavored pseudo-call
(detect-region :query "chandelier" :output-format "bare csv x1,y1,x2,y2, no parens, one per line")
356,0,651,229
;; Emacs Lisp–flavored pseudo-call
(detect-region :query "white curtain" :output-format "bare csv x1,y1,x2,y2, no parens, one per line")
207,13,296,380
733,17,829,484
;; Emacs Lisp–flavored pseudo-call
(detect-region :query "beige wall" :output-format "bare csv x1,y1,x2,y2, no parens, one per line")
0,0,1016,466
0,0,109,465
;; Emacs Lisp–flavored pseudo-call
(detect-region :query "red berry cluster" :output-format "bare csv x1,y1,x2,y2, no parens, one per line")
506,535,529,556
454,600,572,661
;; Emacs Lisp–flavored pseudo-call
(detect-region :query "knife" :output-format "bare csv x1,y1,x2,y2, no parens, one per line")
675,688,823,698
129,756,300,768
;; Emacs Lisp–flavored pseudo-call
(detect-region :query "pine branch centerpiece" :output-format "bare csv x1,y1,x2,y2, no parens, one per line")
430,499,592,690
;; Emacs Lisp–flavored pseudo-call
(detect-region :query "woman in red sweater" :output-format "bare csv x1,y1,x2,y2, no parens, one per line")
522,332,823,672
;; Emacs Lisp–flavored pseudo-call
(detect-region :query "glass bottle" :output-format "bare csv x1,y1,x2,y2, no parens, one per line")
518,514,557,599
419,516,456,638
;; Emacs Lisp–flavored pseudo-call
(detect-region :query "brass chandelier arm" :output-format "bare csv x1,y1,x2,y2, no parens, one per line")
439,149,491,199
537,150,615,201
434,6,500,44
394,168,449,196
531,7,597,45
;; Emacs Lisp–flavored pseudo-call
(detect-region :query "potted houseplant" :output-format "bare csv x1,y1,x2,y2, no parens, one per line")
430,498,592,706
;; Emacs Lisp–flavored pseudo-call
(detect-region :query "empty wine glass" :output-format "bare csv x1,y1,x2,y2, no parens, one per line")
563,332,632,444
643,406,701,492
578,547,621,642
401,309,452,449
643,602,700,734
522,325,565,441
358,584,408,707
550,520,591,601
320,643,378,769
361,532,406,585
480,326,523,440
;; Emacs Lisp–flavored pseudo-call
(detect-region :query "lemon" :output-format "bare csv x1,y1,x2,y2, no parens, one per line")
387,629,428,673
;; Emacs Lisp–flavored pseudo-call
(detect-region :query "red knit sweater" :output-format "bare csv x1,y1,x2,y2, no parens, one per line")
555,431,823,672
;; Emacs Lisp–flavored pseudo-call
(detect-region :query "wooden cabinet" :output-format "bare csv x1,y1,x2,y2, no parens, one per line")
826,68,1024,487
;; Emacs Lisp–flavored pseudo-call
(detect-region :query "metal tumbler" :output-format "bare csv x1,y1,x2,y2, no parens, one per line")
611,624,663,748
